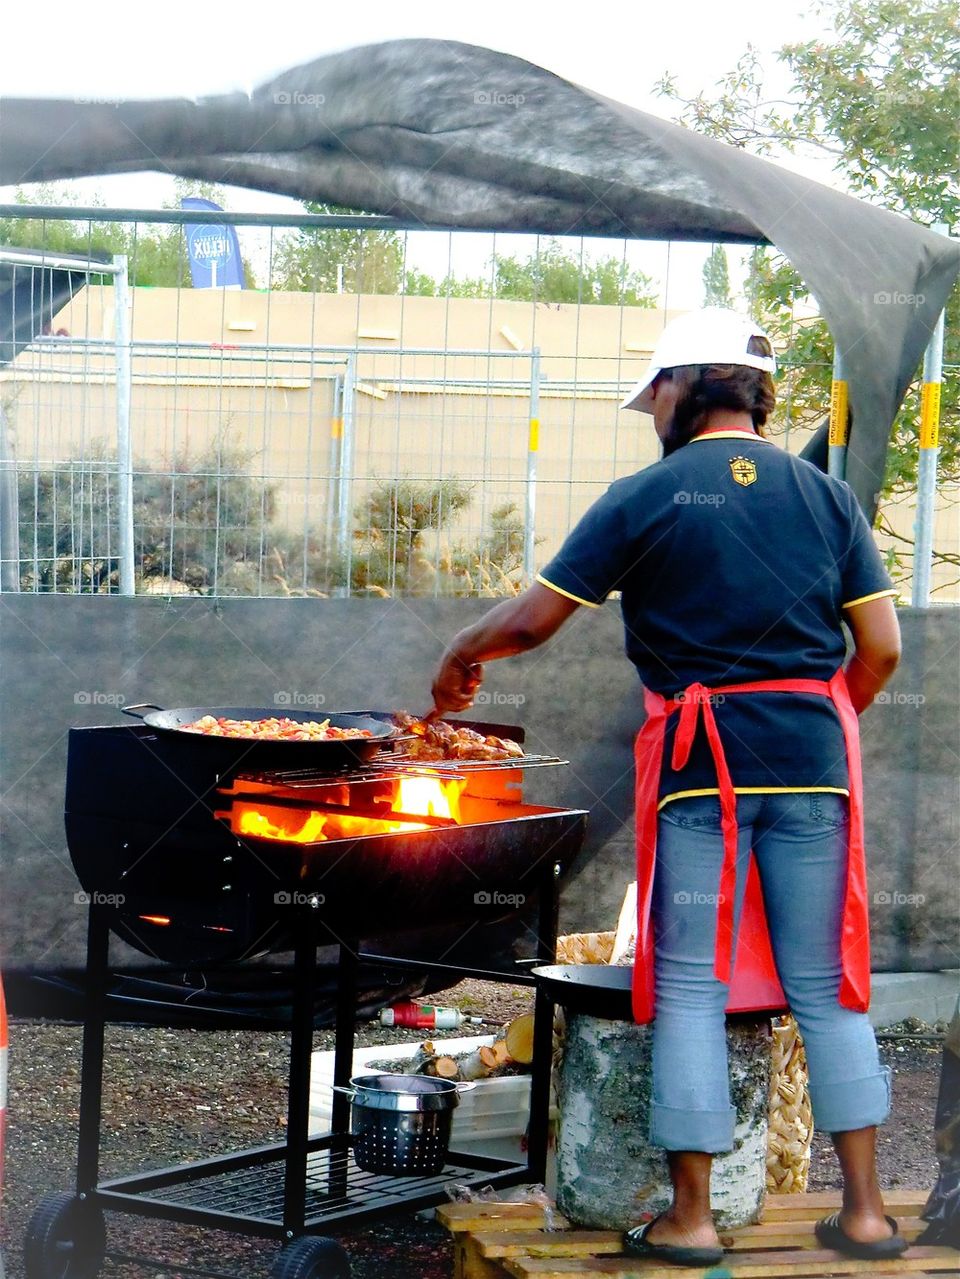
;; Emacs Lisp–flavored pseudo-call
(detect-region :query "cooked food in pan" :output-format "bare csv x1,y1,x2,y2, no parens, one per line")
393,712,523,761
181,715,374,741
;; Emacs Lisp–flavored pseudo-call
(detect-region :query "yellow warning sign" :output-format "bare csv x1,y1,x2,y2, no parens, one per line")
829,380,849,447
528,417,540,453
919,383,941,449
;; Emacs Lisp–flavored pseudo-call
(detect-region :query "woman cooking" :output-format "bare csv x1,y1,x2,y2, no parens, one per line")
429,308,907,1268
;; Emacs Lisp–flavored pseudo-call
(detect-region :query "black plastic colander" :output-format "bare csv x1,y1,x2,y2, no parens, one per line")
334,1073,472,1177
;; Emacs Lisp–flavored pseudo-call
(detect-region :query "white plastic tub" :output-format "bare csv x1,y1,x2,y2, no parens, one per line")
310,1035,557,1179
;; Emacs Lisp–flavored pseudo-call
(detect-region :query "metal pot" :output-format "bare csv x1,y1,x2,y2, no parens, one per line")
333,1074,474,1176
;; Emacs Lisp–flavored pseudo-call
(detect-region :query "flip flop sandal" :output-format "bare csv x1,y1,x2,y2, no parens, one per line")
623,1214,725,1267
814,1211,909,1259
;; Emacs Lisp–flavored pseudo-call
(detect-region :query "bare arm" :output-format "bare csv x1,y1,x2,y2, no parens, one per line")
843,595,902,713
431,582,581,714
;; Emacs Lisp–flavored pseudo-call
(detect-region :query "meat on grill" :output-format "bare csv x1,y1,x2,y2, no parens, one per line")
393,712,524,762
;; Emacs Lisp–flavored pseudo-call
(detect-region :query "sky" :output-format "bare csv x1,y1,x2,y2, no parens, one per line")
0,0,838,307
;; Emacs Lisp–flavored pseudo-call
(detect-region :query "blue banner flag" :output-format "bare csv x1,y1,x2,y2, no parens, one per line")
181,198,245,289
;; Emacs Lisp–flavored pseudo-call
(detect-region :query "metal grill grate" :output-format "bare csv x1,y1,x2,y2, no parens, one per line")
239,753,564,789
108,1146,517,1224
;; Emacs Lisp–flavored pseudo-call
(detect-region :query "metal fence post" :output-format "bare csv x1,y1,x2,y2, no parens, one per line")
828,345,848,480
336,355,356,594
911,223,949,607
113,254,135,595
524,347,541,585
327,372,343,555
0,406,18,592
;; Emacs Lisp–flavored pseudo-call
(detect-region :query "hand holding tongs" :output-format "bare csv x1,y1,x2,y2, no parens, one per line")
424,660,482,723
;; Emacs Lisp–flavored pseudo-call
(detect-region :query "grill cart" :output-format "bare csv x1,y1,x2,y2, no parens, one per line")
25,717,587,1279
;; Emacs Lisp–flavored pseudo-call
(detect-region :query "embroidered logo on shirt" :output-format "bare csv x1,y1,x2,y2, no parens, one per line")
729,456,758,487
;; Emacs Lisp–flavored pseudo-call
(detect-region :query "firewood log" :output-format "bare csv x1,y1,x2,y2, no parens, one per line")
410,1041,437,1071
460,1045,499,1080
418,1054,460,1080
503,1013,535,1065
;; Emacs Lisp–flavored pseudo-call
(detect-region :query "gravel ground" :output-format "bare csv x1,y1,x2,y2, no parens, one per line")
0,987,944,1279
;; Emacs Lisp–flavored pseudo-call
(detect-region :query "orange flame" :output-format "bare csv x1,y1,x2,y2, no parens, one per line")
229,776,465,844
394,775,463,822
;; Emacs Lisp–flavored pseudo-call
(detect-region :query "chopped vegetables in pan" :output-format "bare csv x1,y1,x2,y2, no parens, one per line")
181,715,373,741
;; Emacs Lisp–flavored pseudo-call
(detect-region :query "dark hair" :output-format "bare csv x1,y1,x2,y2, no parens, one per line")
658,335,776,456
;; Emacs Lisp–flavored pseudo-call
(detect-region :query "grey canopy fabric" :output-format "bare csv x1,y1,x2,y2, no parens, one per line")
2,38,957,515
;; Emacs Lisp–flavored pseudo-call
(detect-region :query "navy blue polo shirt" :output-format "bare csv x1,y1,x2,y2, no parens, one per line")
537,429,896,805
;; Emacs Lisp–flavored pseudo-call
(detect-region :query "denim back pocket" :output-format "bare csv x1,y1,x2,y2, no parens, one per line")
806,792,850,830
658,796,723,829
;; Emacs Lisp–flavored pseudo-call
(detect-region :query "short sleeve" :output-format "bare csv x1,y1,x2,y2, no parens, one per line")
537,487,629,608
840,486,897,609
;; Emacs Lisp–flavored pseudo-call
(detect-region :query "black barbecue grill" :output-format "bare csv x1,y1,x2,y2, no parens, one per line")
27,715,588,1279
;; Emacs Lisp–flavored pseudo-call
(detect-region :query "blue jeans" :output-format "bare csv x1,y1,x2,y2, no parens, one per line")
650,792,890,1152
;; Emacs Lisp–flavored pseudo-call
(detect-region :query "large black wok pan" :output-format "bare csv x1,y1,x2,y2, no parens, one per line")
531,964,634,1021
121,704,397,773
532,964,788,1021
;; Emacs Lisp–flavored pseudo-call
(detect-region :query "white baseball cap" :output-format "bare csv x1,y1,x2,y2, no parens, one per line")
620,307,777,412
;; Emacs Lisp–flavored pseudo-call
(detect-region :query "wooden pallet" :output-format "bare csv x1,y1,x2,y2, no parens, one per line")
437,1191,960,1279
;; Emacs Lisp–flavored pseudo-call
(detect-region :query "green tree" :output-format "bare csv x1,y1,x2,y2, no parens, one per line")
271,202,404,293
404,239,656,306
488,239,656,306
657,0,959,589
703,245,732,307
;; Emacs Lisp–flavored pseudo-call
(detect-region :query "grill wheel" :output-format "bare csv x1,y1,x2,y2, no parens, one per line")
271,1236,352,1279
23,1193,106,1279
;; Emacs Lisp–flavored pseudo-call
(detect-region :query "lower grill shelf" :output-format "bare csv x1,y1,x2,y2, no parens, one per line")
97,1138,527,1234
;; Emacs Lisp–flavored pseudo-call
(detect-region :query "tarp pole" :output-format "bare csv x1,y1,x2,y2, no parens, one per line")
911,223,949,608
0,406,18,592
336,354,356,595
828,346,848,480
524,347,541,585
113,254,135,595
327,372,343,557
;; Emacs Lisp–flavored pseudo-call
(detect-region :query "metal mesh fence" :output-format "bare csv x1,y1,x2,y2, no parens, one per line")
0,211,956,600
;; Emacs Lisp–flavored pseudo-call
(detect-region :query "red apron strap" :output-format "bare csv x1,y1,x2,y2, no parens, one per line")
632,687,668,1024
829,669,871,1011
667,684,740,984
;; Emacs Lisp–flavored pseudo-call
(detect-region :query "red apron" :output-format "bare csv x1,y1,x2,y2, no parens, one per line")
632,668,871,1025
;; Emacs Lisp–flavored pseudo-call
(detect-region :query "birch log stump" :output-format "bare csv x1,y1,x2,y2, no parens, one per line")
556,1013,771,1230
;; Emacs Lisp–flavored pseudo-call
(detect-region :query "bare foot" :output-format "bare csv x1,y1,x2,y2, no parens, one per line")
837,1209,897,1244
644,1208,721,1251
